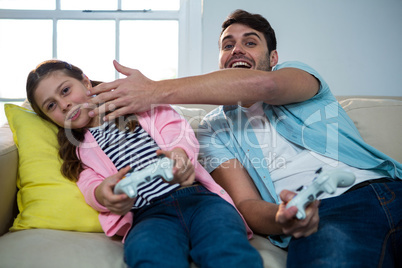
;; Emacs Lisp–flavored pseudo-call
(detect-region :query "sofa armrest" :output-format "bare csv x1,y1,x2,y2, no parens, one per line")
0,124,18,236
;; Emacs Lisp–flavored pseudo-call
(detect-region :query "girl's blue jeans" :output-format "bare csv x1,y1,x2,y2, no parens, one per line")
124,185,263,268
287,180,402,268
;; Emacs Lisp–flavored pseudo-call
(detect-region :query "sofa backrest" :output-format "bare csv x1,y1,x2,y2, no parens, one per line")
339,98,402,163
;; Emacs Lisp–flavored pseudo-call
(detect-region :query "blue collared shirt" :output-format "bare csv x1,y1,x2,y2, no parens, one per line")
198,61,401,247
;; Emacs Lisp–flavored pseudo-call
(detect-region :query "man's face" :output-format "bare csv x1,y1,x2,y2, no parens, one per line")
219,23,273,71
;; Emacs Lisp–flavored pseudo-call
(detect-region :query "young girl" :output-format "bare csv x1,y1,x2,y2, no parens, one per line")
26,60,263,268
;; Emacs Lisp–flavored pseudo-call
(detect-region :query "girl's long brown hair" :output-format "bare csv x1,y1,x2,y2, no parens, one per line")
26,60,136,182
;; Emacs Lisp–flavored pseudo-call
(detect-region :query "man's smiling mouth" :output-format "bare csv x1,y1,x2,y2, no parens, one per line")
231,61,251,68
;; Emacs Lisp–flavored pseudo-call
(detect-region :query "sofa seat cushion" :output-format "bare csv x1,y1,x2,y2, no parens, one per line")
0,229,286,268
0,229,125,268
249,235,287,267
340,98,402,163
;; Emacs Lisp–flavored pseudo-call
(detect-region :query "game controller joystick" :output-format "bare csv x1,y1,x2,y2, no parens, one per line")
286,168,356,219
114,155,174,198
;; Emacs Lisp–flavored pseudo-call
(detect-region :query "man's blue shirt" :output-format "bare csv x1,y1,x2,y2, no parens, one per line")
198,61,402,247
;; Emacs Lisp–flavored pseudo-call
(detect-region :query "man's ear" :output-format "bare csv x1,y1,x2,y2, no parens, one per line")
269,50,278,68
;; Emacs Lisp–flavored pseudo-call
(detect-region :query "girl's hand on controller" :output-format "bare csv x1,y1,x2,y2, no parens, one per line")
157,149,195,186
276,189,320,238
95,166,136,215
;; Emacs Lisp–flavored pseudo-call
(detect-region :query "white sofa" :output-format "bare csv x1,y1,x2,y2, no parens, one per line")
1,96,401,268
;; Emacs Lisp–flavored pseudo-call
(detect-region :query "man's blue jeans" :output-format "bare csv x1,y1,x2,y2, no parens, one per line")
124,185,263,268
287,180,402,268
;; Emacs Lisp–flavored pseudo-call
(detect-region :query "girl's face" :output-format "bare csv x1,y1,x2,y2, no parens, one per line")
34,71,99,129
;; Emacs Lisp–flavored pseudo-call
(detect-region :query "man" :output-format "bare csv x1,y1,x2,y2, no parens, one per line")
87,9,401,267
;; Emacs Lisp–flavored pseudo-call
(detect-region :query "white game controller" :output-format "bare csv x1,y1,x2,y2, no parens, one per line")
114,155,175,198
286,168,356,219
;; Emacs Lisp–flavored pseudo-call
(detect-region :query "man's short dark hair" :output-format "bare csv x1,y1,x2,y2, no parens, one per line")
221,9,277,54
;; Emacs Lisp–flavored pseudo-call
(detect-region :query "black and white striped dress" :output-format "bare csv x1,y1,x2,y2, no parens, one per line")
89,121,179,209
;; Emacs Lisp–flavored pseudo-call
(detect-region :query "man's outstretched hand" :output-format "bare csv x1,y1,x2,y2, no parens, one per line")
86,60,159,121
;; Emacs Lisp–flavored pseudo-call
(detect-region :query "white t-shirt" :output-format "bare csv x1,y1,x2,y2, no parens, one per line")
241,102,383,199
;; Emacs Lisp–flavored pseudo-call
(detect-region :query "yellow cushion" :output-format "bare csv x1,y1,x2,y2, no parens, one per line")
4,104,102,232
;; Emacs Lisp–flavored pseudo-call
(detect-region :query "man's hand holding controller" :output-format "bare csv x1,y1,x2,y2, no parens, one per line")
275,168,355,238
286,168,356,220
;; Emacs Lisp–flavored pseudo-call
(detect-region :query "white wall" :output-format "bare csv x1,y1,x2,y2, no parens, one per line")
201,0,402,96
